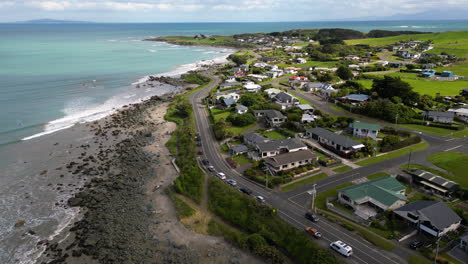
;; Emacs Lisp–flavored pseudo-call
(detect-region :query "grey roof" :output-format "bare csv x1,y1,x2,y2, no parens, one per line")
410,169,459,190
244,133,269,145
427,111,455,118
254,110,286,120
257,138,306,153
223,97,236,106
230,144,248,153
307,127,362,148
395,201,462,231
275,92,296,102
235,105,248,111
265,150,317,167
307,82,325,88
297,104,314,111
220,82,242,89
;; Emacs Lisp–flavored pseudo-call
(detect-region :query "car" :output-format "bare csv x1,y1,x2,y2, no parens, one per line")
226,179,237,186
202,159,210,166
330,241,353,257
197,150,203,155
409,240,424,250
305,227,321,239
305,212,319,222
256,196,265,203
216,172,226,180
240,188,252,195
207,166,215,172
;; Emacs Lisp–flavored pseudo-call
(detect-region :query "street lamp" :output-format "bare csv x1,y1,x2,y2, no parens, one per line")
307,184,317,214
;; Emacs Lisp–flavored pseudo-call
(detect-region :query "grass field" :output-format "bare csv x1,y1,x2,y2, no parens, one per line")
398,123,463,137
332,165,353,173
436,62,468,76
356,141,429,166
277,60,338,68
263,131,287,139
316,183,353,209
366,172,390,180
356,78,468,96
213,111,230,122
154,35,238,46
280,172,327,192
427,152,468,188
228,123,256,135
407,255,433,264
232,154,252,165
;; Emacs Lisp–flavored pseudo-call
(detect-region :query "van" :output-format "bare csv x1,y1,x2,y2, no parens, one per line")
330,241,352,257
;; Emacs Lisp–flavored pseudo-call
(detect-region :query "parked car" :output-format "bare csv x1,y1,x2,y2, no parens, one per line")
256,196,266,203
305,227,322,239
202,159,210,165
226,179,237,186
330,241,353,257
207,166,215,172
197,150,203,155
216,172,226,180
409,240,424,250
240,188,252,195
305,212,319,222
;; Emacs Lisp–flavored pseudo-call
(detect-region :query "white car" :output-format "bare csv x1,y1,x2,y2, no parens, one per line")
216,172,226,180
330,241,353,257
226,179,237,186
256,196,265,203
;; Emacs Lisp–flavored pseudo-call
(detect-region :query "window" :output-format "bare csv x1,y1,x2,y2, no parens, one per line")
291,163,295,166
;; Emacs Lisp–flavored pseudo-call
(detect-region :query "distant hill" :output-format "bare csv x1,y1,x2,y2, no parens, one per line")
15,19,94,24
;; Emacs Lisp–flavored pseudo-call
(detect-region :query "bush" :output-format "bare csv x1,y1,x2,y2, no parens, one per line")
380,135,421,152
182,72,211,85
227,112,256,127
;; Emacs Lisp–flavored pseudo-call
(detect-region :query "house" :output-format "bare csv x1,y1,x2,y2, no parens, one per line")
235,105,248,114
423,63,436,69
338,177,407,219
274,92,299,109
265,88,282,98
253,110,287,127
244,132,270,147
296,58,307,64
441,71,454,77
407,169,459,197
376,60,389,66
425,111,455,124
338,94,370,103
301,114,317,123
394,201,462,237
297,104,314,113
265,150,317,174
388,62,401,68
219,81,242,89
302,82,324,92
256,138,307,158
421,69,436,78
349,122,380,139
216,92,240,102
318,85,337,97
306,127,365,157
348,64,360,70
265,69,283,78
345,55,360,61
247,74,268,82
460,235,468,252
461,88,468,97
253,62,269,68
448,108,468,123
243,82,261,93
225,76,237,83
223,97,237,107
239,64,250,72
229,144,249,155
259,57,278,63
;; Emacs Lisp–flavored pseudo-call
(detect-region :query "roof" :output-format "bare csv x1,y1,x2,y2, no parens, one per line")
409,169,459,190
339,177,407,207
302,114,316,121
256,138,306,153
448,108,468,116
220,82,241,88
350,121,380,131
244,133,269,145
235,105,248,111
306,82,325,88
427,111,455,118
394,201,462,230
340,94,370,102
275,92,297,102
307,127,363,148
265,88,281,95
223,97,236,106
254,110,286,120
265,150,317,167
297,104,314,111
230,144,248,153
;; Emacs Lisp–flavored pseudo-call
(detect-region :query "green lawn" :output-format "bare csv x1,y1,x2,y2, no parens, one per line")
280,172,327,192
293,93,315,106
398,123,462,137
213,111,230,122
356,141,429,166
263,131,287,140
228,123,256,135
333,165,353,173
427,152,468,188
313,150,328,160
167,190,196,219
277,60,338,68
407,255,433,264
366,172,390,180
232,154,252,165
436,62,468,76
356,78,468,96
316,183,353,209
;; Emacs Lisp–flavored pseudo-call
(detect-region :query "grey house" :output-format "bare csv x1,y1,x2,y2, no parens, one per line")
235,105,248,114
306,127,364,158
265,150,317,174
425,111,455,124
256,138,307,158
394,201,462,237
229,144,249,155
274,92,299,109
407,169,459,197
253,110,287,127
243,133,270,147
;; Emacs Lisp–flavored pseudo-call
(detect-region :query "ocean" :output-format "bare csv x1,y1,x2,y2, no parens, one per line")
0,20,467,264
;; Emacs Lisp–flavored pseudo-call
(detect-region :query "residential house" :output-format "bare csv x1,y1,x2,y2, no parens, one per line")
301,114,317,123
216,92,240,102
425,111,455,124
338,94,370,104
265,88,282,98
338,177,407,219
348,64,360,70
423,63,437,69
247,74,268,82
349,122,380,139
223,97,236,107
388,62,402,68
253,110,287,127
225,76,237,83
376,60,389,66
302,82,326,92
239,64,250,72
296,58,307,64
256,138,307,158
448,108,468,123
229,144,249,155
244,133,270,147
253,62,269,68
441,71,454,77
345,55,360,61
220,81,242,89
407,169,459,197
317,85,337,98
265,150,317,174
235,105,248,114
259,57,278,63
243,82,261,93
460,235,468,252
421,69,436,78
274,92,299,109
297,104,314,114
394,200,462,237
306,127,365,157
265,69,283,78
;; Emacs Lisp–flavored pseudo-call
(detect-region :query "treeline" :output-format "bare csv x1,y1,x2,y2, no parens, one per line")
367,30,429,38
182,72,211,85
165,95,204,203
208,177,341,264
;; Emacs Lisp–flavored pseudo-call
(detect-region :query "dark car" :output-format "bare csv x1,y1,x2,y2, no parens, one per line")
240,188,252,195
409,240,424,250
202,159,210,165
305,212,319,222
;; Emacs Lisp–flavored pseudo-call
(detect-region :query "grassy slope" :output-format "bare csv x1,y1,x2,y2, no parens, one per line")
263,131,287,139
356,142,429,166
427,152,468,188
280,172,327,192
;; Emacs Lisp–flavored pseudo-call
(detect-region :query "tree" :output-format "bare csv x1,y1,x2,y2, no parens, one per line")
336,65,353,80
175,100,192,117
227,113,256,127
213,119,232,140
372,76,419,105
229,54,248,65
317,72,334,83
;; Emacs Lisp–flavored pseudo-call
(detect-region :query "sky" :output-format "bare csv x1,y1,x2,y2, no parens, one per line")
0,0,468,22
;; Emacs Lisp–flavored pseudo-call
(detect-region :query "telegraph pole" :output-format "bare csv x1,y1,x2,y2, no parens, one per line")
434,236,442,264
407,150,412,170
307,184,317,214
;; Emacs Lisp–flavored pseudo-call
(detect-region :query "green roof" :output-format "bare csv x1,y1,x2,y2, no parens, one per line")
351,121,380,131
339,177,406,207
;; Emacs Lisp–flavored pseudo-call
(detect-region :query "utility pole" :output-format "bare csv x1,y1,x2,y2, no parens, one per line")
307,184,317,214
434,236,442,264
407,149,412,170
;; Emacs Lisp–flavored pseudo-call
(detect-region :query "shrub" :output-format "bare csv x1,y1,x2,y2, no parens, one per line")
182,72,211,85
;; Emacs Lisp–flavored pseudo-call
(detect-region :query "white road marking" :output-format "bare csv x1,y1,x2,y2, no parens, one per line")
444,145,462,152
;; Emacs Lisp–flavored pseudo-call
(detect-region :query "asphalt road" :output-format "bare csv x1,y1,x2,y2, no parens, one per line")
186,73,433,264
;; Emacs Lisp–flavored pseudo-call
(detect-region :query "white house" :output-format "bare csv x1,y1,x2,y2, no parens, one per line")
301,114,317,123
215,92,240,102
235,105,248,114
296,58,307,64
349,122,380,139
243,82,261,93
265,88,282,98
265,150,318,174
